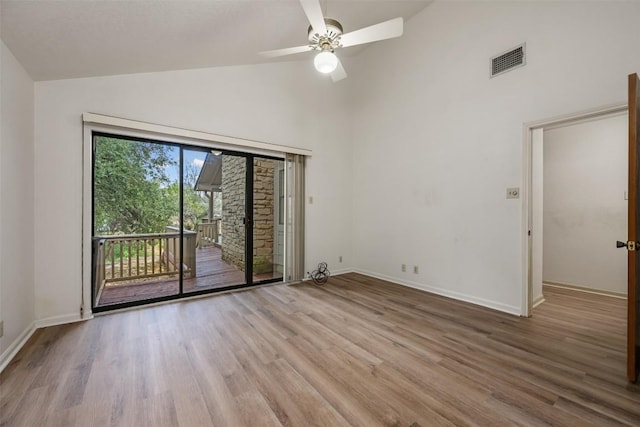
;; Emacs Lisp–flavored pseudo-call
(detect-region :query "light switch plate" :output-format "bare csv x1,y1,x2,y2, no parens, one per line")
506,187,520,199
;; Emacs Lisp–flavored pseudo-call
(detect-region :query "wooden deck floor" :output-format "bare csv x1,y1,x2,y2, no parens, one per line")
2,274,639,426
97,246,282,307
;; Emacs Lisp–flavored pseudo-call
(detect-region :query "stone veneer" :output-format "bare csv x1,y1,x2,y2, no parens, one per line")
221,155,246,270
221,157,277,274
252,159,276,274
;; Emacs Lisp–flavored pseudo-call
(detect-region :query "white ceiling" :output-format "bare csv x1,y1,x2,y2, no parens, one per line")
1,0,431,81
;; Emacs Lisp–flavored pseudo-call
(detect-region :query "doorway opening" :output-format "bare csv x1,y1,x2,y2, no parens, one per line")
91,133,285,311
523,104,628,316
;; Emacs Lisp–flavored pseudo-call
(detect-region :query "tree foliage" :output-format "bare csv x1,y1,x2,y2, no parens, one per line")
94,137,178,234
94,137,220,236
165,163,208,231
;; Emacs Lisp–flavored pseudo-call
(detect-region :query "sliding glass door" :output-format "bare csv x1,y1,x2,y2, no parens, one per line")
252,157,285,282
92,135,181,307
183,149,247,294
92,133,286,311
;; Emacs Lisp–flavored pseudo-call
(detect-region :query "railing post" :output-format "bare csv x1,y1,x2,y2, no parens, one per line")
214,218,220,243
184,230,197,278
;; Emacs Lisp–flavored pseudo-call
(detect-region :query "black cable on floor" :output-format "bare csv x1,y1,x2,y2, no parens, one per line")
309,262,330,285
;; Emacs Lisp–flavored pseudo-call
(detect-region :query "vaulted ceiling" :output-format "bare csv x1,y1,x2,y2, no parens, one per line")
1,0,431,81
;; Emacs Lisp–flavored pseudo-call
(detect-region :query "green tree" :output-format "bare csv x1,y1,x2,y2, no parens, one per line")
94,137,177,234
165,162,208,231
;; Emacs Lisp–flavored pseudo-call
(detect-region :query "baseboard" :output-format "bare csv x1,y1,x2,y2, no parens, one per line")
301,267,353,282
35,313,86,328
353,269,522,316
328,267,353,276
532,295,546,308
543,281,627,299
0,313,90,373
0,322,36,373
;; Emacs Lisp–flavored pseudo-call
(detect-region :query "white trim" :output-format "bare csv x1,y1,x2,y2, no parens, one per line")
525,104,627,132
522,102,628,317
543,281,627,299
82,113,312,156
82,125,93,319
532,296,546,309
522,121,533,317
0,314,91,373
328,267,353,276
353,269,522,316
300,268,354,282
0,322,36,373
306,268,521,315
35,313,88,329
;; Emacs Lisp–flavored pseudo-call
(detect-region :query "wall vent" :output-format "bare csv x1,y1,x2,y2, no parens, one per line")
490,44,525,78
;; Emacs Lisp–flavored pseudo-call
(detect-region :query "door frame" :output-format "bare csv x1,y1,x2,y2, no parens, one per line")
628,73,639,382
83,123,289,315
521,103,627,317
89,132,285,313
273,164,285,274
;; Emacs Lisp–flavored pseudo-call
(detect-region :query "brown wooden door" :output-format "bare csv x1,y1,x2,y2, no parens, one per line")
628,73,640,382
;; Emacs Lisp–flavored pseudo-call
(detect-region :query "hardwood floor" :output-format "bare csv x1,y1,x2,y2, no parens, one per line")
2,274,639,426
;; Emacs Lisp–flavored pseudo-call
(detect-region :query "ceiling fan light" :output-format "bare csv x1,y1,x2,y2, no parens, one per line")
314,51,338,74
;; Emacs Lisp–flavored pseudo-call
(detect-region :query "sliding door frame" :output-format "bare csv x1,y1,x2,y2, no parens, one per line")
86,126,288,314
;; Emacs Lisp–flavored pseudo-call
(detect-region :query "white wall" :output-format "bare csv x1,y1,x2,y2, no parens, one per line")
34,62,353,322
543,114,627,294
350,1,640,314
0,41,35,355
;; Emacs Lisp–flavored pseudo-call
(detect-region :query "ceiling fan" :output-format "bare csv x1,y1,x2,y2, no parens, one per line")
259,0,404,82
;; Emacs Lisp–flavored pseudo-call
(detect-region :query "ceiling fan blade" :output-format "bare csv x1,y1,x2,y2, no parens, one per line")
259,45,312,58
331,59,347,82
340,17,403,48
300,0,327,35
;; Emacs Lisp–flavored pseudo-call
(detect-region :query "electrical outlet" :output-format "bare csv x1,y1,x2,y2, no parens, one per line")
0,320,3,338
401,264,406,272
413,266,419,274
339,255,343,263
506,187,520,199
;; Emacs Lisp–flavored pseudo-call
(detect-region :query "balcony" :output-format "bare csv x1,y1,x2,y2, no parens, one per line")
92,219,280,307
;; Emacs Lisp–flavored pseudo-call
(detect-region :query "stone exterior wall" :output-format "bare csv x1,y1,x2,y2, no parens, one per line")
221,155,246,270
220,156,277,274
252,159,275,274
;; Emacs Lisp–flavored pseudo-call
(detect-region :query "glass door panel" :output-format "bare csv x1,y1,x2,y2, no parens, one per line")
92,137,287,311
183,149,247,293
252,157,285,283
92,135,180,308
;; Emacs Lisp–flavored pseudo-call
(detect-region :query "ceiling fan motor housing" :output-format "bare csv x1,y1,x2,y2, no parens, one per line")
308,18,343,51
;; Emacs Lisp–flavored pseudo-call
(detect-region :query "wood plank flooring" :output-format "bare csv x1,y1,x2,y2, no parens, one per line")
2,273,639,426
